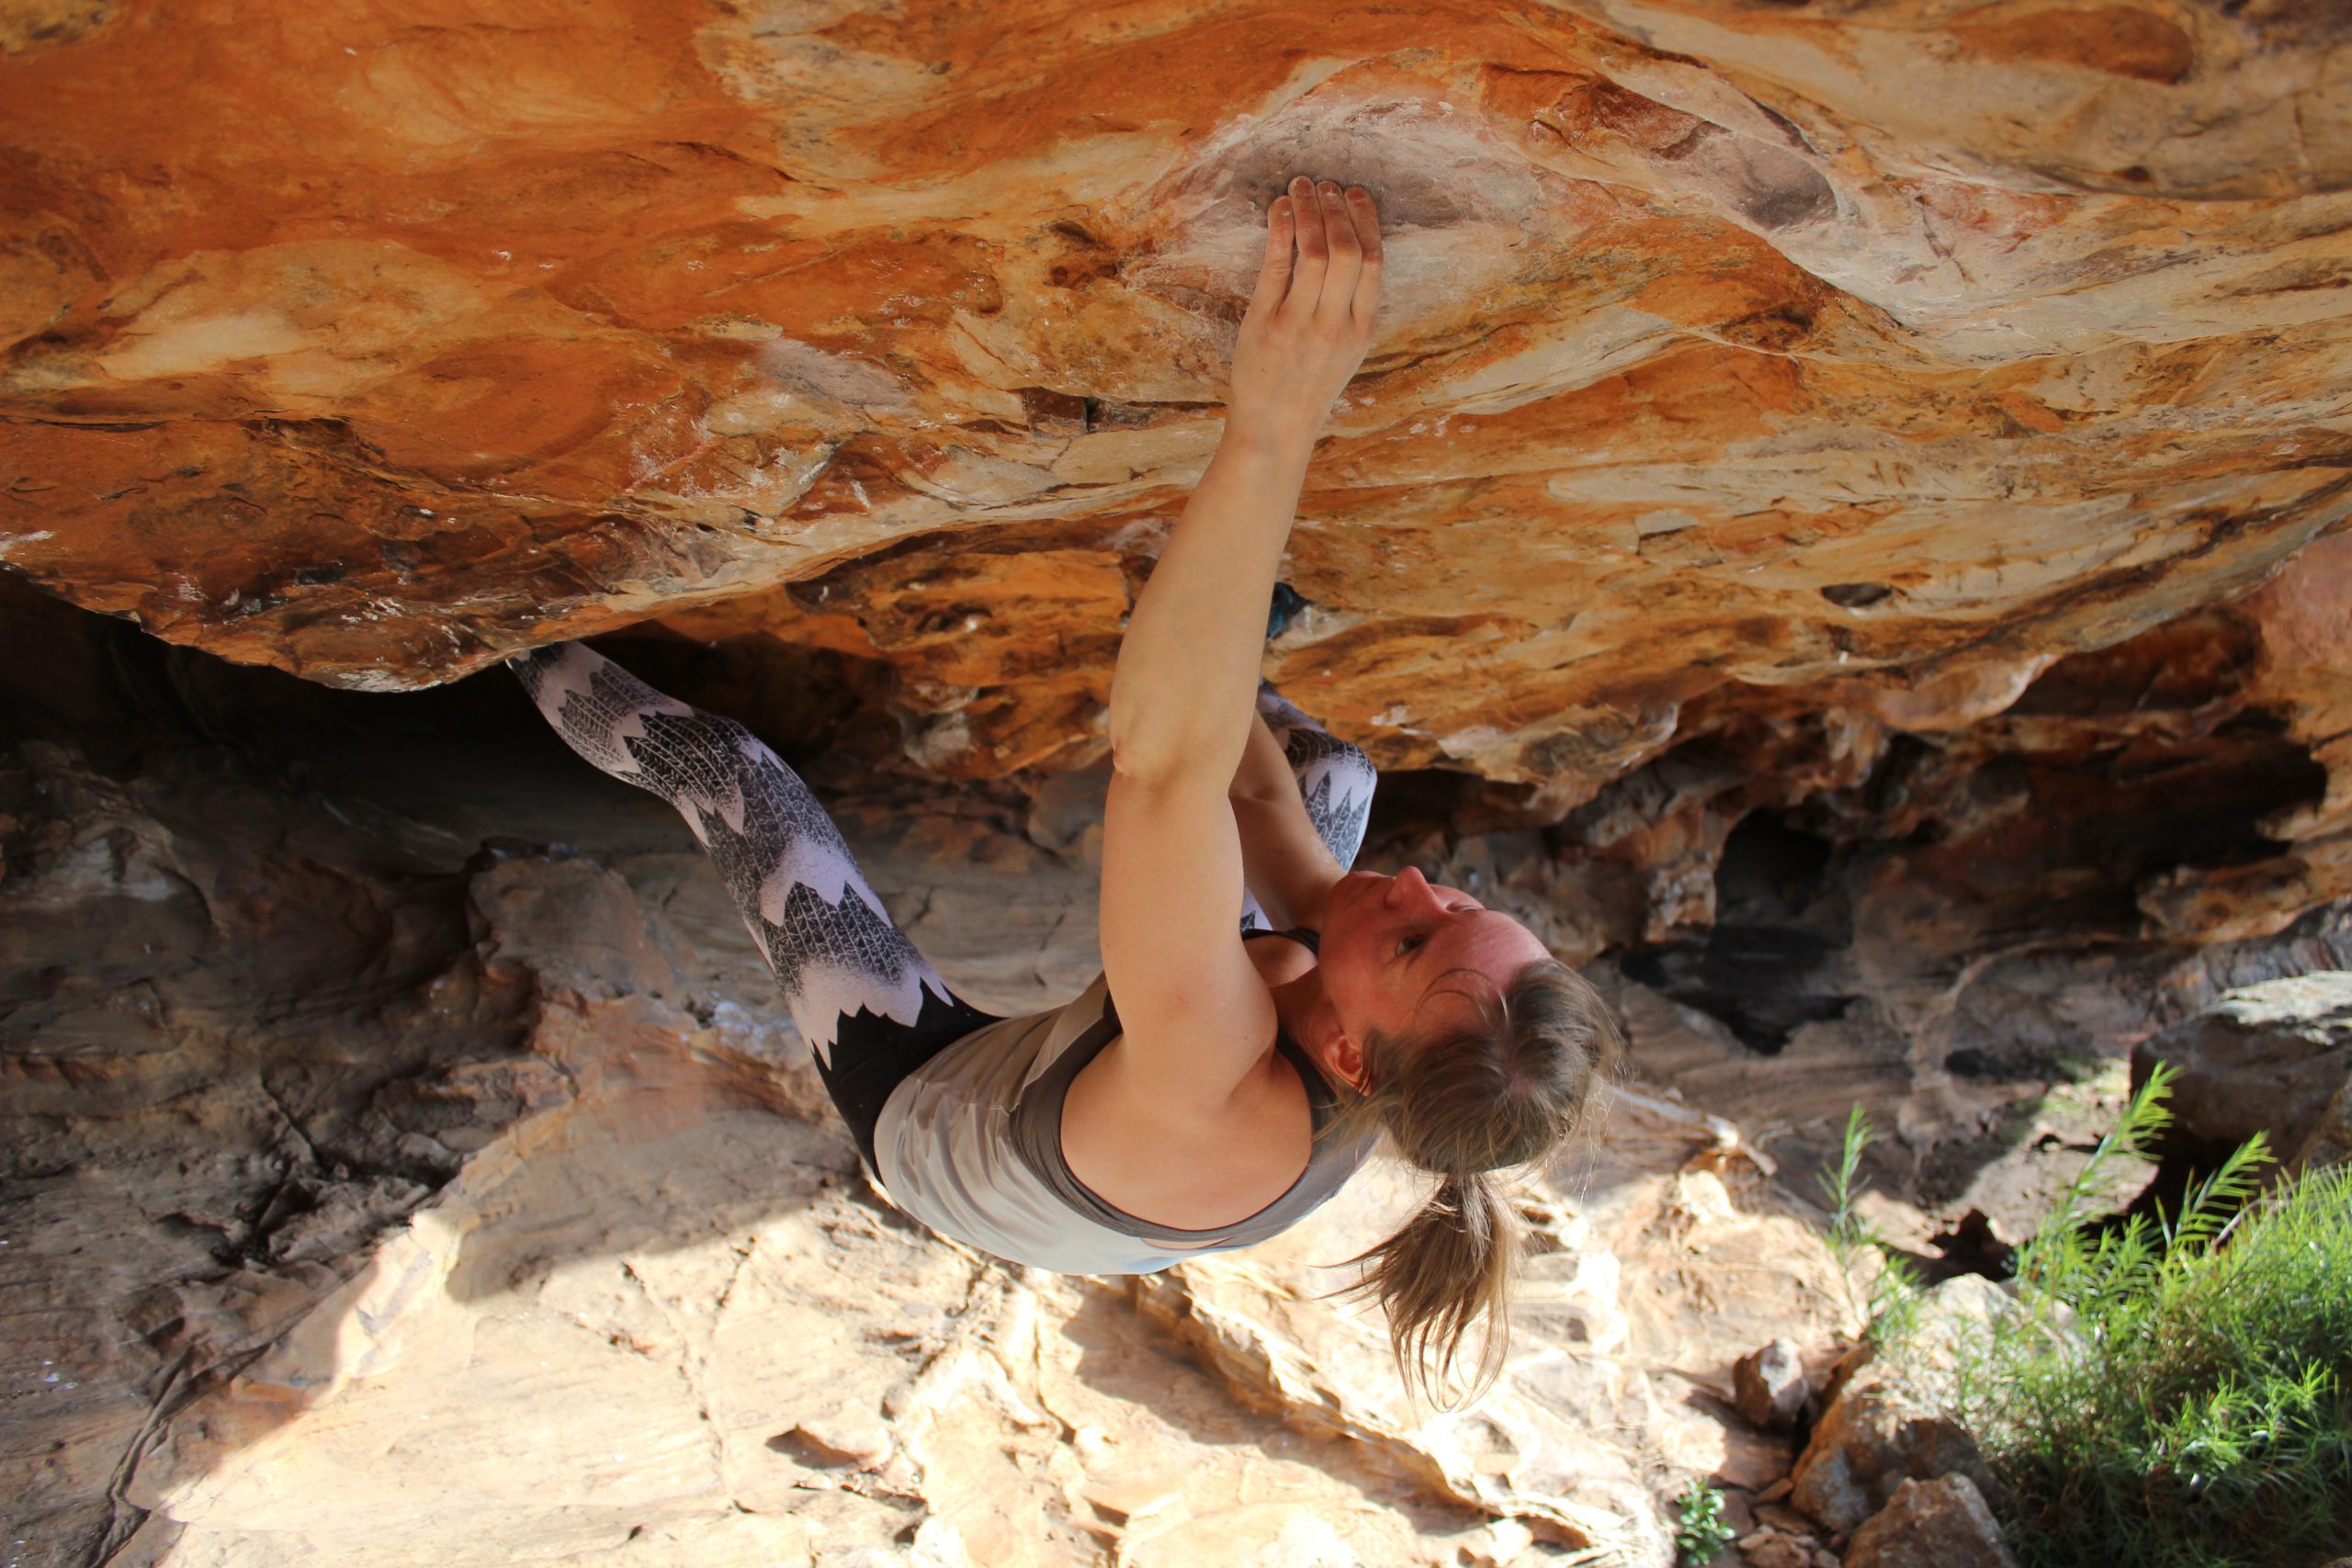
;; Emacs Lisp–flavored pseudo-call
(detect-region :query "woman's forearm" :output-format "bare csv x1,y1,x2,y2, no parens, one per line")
1106,175,1381,788
1228,707,1341,926
1228,707,1297,802
1107,423,1312,784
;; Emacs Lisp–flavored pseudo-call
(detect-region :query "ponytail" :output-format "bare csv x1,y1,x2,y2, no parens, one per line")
1335,1168,1524,1408
1311,957,1622,1410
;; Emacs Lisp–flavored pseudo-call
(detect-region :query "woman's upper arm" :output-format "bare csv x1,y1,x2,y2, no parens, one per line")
1099,763,1278,1110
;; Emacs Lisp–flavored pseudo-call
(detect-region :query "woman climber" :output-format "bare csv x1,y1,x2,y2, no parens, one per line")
511,175,1621,1406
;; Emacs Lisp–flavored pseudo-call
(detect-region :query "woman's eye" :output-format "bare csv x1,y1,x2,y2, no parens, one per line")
1396,933,1425,957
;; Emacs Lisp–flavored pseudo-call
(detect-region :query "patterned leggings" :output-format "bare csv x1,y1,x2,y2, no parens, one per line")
510,641,1376,1173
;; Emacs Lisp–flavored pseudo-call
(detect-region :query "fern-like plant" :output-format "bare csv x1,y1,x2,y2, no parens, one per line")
1946,1061,2352,1568
1815,1103,1922,1345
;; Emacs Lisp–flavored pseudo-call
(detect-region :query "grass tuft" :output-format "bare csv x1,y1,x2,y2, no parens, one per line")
1816,1103,1923,1346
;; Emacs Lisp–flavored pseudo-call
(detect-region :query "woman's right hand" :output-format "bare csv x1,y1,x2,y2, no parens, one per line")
1227,175,1384,452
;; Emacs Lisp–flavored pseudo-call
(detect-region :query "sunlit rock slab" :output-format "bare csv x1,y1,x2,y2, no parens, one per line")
108,859,1845,1568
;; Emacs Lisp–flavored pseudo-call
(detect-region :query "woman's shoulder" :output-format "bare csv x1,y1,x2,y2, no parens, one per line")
1062,1039,1312,1232
1063,939,1316,1225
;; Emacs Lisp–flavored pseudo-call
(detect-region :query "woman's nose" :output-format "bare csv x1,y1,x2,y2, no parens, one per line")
1385,865,1436,908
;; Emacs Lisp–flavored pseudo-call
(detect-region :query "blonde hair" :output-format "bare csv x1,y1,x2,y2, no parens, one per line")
1309,957,1623,1409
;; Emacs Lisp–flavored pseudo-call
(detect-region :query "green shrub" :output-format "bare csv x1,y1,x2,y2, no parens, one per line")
1671,1481,1736,1564
1945,1063,2352,1568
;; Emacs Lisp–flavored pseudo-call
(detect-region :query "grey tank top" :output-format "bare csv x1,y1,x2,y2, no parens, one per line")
869,929,1380,1275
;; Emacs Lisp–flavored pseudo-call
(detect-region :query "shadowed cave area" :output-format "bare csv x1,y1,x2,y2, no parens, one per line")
1625,737,2331,1062
1623,814,1853,1057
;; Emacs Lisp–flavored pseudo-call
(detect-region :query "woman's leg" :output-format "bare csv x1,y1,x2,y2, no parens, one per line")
1256,681,1378,870
1239,679,1380,931
509,642,996,1170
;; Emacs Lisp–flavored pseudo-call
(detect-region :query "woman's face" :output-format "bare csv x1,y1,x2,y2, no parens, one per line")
1316,866,1553,1076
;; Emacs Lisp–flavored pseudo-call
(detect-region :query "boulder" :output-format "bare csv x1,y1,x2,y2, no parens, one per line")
1733,1339,1812,1434
2131,973,2352,1164
1789,1276,2008,1534
1843,1474,2019,1568
2297,1076,2352,1172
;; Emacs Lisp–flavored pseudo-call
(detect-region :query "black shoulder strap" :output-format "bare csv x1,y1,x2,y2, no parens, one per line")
1239,925,1322,954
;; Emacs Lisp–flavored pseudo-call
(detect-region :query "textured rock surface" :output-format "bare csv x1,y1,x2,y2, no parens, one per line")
1842,1474,2020,1568
5,1,2351,864
1735,1532,1817,1568
1732,1339,1810,1434
2302,1077,2352,1171
1,581,1860,1566
2129,970,2352,1163
8,5,2352,1562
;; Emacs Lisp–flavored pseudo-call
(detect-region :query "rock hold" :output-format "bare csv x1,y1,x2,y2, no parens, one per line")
1733,1338,1812,1433
1841,1474,2019,1568
1790,1276,2010,1535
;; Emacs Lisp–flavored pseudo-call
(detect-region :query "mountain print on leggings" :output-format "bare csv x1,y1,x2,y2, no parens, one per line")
508,642,951,1062
1257,681,1375,873
1238,681,1379,932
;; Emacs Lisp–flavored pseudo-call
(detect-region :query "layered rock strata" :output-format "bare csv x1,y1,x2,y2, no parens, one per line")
5,2,2349,824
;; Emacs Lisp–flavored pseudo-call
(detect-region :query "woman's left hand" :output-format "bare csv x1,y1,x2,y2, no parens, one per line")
1227,175,1383,452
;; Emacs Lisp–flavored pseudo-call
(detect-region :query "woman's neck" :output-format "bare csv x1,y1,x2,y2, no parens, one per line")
1266,967,1340,1077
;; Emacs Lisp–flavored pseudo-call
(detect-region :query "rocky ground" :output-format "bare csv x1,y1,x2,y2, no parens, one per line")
6,571,2348,1566
2,576,1846,1566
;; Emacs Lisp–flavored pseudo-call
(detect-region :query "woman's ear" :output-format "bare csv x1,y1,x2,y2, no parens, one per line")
1327,1031,1368,1094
